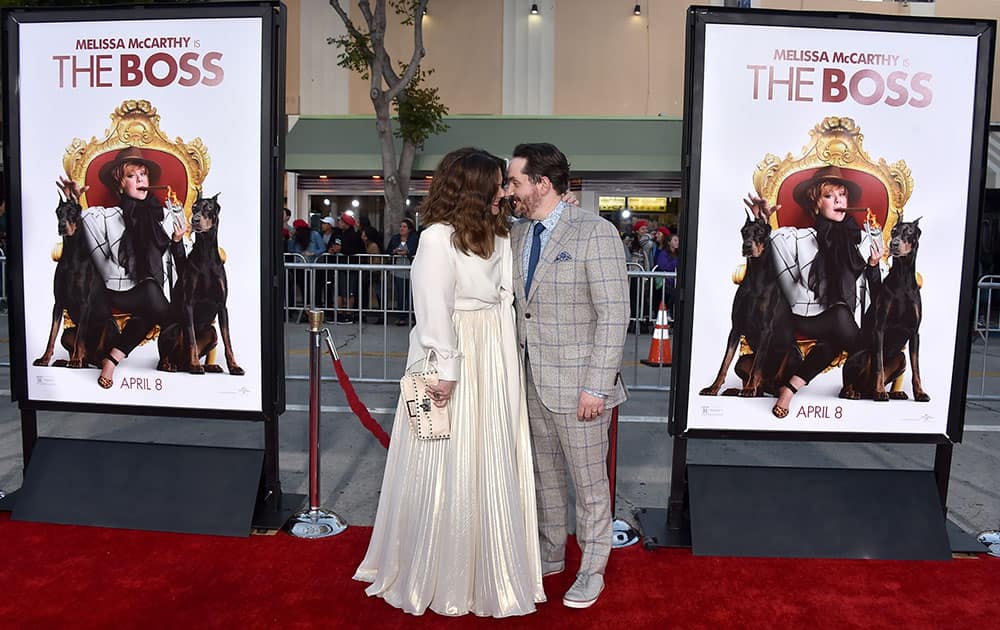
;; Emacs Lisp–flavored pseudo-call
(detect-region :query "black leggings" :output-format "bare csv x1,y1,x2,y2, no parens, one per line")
792,305,859,384
106,280,169,355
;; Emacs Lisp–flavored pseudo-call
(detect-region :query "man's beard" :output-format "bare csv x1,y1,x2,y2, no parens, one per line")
516,188,542,219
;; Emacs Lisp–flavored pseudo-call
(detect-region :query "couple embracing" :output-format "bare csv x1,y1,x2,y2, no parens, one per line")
353,143,630,617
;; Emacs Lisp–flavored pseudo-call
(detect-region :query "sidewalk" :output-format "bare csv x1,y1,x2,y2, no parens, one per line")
1,319,998,535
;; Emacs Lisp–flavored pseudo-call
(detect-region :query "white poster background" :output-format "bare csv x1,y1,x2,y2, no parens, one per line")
687,23,979,434
18,17,264,412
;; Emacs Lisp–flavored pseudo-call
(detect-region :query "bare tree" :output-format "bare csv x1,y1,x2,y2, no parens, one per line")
328,0,447,229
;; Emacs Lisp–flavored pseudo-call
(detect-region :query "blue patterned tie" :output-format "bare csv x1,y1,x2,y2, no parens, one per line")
525,221,546,296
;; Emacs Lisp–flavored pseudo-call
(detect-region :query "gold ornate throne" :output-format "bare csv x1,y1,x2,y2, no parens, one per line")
56,99,211,343
740,116,914,371
753,116,911,237
65,99,210,217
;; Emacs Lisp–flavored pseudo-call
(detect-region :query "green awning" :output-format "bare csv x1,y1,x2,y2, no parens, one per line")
285,115,683,176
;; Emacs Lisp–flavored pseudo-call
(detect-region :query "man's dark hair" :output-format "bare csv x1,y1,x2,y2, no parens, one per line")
512,143,570,195
283,207,291,219
400,218,416,232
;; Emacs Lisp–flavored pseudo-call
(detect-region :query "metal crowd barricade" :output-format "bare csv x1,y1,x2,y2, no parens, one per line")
282,259,677,392
971,274,1000,400
626,269,675,392
283,258,412,384
283,252,310,322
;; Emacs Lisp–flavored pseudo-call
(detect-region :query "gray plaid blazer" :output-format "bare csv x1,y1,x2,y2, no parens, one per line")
512,204,629,413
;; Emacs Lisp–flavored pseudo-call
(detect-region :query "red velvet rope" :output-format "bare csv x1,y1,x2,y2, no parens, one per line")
329,356,391,449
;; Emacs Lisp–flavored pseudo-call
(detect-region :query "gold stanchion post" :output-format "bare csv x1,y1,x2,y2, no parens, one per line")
286,309,347,539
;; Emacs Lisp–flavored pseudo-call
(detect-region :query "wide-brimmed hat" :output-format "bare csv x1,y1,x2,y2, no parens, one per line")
792,165,861,211
98,147,162,193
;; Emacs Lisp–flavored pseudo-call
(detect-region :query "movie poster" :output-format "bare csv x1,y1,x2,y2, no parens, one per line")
12,14,266,413
681,14,990,437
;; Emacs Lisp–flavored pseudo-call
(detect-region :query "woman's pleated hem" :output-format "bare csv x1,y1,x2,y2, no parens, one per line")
352,573,542,618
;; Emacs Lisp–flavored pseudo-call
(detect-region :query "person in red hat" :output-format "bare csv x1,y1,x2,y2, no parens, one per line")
745,164,884,418
286,217,325,319
287,218,324,260
627,219,656,331
57,146,188,389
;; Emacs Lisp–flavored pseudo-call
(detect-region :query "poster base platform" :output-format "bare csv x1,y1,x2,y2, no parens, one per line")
636,506,692,549
13,437,263,537
252,492,306,532
687,464,952,560
0,489,16,512
946,519,986,554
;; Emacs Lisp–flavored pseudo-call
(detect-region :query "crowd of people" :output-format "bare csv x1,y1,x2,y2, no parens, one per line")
621,218,680,327
283,211,419,324
283,201,681,330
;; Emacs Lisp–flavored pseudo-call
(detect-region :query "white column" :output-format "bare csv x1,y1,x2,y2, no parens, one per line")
909,2,936,18
299,1,350,115
503,0,555,114
285,171,298,216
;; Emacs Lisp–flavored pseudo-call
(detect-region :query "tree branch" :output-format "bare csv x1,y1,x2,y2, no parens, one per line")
384,0,427,102
328,1,364,42
369,1,388,103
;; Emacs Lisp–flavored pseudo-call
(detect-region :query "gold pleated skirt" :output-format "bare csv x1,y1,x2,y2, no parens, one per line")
354,303,545,617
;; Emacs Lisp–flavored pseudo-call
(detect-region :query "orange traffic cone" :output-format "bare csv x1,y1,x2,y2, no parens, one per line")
641,302,672,367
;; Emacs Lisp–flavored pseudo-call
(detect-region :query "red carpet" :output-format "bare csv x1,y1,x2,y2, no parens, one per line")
0,512,995,629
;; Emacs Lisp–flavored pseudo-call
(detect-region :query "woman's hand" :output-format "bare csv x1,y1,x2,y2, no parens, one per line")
743,193,780,221
57,175,88,204
427,379,455,407
172,210,188,242
868,234,885,266
561,191,581,207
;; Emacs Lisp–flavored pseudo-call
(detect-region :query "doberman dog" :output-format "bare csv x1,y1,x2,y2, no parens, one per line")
34,197,109,369
839,218,929,402
700,215,796,397
156,193,244,375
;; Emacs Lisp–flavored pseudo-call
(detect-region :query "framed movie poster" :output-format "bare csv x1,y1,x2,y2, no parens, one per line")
3,2,286,420
672,8,994,442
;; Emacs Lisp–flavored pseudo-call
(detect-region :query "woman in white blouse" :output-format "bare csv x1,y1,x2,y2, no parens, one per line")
354,148,544,617
747,165,884,418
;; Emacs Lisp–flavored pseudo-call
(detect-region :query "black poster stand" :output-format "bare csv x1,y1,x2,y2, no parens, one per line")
637,7,994,561
1,2,297,535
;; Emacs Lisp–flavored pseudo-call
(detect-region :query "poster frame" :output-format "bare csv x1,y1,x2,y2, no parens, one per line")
669,6,995,444
1,1,287,423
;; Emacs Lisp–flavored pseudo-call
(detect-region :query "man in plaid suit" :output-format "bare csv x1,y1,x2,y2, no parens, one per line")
507,143,629,609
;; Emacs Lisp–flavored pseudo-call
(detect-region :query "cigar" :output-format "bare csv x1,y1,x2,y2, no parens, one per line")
138,186,169,190
844,207,869,213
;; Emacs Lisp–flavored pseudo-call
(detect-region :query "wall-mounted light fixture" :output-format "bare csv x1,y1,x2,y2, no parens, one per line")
530,4,539,15
634,4,641,15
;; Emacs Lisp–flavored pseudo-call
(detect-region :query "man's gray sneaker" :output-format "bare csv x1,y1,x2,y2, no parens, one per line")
563,573,604,609
541,559,564,577
977,530,1000,546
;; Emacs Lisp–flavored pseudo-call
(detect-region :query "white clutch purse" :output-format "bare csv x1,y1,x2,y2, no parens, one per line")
400,351,451,440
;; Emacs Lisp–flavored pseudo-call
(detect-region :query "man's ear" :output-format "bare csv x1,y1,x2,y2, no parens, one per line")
539,176,552,195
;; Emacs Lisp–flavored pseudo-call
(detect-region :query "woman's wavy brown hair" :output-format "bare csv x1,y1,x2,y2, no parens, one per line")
420,147,509,258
